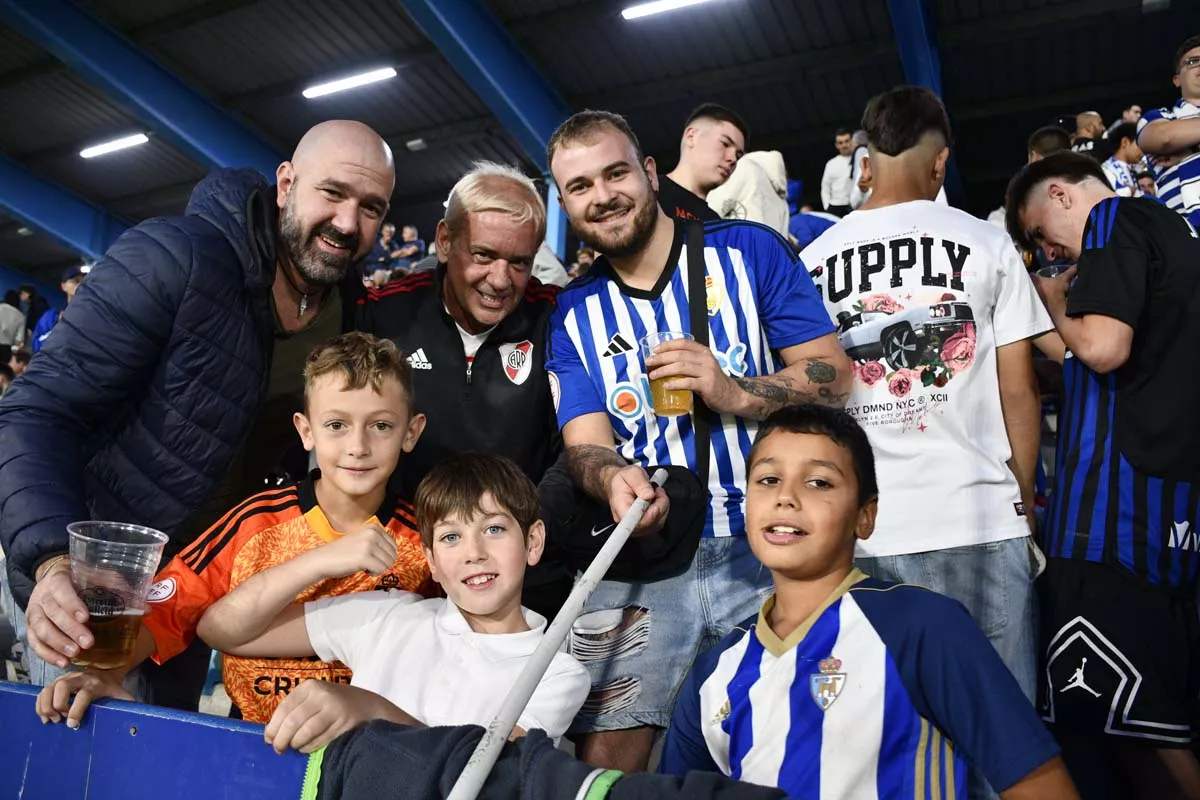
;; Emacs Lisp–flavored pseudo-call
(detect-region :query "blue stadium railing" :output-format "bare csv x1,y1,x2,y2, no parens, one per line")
0,681,307,799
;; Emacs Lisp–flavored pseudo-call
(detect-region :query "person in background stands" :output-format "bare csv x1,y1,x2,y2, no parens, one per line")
1123,105,1144,125
657,103,748,223
821,128,855,216
29,266,85,354
18,284,48,349
0,290,25,349
567,247,596,281
1137,34,1200,227
390,225,425,274
1029,126,1072,163
0,120,392,712
1100,123,1144,197
1137,171,1160,198
363,223,398,288
8,349,28,378
1071,112,1106,158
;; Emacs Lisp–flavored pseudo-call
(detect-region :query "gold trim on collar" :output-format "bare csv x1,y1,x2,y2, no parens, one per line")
304,505,381,543
754,568,869,657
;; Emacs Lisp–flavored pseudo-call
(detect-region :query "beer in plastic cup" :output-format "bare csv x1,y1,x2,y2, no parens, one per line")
67,521,168,669
641,331,695,417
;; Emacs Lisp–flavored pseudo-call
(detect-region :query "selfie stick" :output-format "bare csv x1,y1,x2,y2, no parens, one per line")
446,468,669,800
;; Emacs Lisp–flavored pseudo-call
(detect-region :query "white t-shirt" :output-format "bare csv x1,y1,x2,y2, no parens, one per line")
800,200,1052,556
305,591,590,741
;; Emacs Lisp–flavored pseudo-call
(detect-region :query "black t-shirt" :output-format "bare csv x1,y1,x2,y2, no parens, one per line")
657,175,718,222
1068,196,1200,479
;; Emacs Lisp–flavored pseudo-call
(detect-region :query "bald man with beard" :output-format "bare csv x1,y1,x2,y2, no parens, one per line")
0,120,395,708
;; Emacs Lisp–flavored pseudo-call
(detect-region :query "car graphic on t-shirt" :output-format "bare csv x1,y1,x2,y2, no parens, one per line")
836,302,974,370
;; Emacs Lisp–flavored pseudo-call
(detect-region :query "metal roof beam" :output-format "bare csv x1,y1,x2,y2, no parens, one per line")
394,0,572,255
394,0,570,172
0,0,283,178
0,0,263,92
0,154,127,260
886,0,967,202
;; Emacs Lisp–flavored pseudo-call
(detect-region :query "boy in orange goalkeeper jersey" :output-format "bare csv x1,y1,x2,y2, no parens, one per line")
36,332,435,724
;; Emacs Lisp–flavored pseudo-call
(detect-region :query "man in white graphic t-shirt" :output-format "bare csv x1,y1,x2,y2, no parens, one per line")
800,87,1051,798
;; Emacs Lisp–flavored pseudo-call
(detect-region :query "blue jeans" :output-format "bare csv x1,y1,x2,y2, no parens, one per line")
567,536,774,733
857,536,1040,800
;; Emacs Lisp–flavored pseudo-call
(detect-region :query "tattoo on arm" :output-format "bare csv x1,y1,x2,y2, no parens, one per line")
805,358,837,384
565,444,629,502
734,357,849,420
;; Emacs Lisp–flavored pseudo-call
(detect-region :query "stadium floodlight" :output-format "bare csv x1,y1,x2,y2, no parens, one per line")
302,67,397,99
621,0,717,20
79,133,149,159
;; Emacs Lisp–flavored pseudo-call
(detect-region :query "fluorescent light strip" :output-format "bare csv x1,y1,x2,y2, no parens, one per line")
622,0,715,20
302,67,397,99
79,133,149,159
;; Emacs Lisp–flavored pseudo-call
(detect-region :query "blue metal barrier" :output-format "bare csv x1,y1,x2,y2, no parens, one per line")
0,681,306,799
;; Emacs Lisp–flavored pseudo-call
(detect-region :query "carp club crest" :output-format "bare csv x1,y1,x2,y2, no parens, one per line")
499,340,534,385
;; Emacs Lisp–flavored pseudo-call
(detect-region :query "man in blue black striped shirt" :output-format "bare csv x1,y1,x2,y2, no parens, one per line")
1007,151,1200,795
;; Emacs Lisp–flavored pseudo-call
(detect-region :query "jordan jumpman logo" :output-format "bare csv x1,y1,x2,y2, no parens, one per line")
1060,657,1101,698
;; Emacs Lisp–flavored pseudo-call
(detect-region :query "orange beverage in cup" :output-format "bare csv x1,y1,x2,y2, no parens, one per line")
641,331,695,417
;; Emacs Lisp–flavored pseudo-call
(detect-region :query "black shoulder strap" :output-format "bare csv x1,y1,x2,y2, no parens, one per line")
685,220,712,495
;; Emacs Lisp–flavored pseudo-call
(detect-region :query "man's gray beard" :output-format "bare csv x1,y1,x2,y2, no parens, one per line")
575,195,658,259
279,199,355,286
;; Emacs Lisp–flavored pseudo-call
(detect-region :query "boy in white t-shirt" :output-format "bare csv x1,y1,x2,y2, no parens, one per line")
799,86,1051,799
196,452,590,754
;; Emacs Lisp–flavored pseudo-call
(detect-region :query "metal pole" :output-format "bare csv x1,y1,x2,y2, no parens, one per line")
446,469,669,800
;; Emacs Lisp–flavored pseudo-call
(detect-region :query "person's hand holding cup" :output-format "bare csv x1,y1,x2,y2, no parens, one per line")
26,522,168,670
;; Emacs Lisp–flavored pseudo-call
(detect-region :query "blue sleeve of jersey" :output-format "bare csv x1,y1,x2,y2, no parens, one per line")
544,299,606,429
30,310,58,354
659,648,722,777
856,586,1059,793
741,225,835,350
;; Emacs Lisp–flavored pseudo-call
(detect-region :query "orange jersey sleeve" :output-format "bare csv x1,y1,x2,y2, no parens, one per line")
142,486,302,664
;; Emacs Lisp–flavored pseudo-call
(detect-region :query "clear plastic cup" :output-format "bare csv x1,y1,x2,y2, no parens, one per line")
1036,263,1074,279
67,521,168,669
640,331,695,417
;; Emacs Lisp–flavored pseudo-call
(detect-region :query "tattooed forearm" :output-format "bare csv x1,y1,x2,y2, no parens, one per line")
732,355,849,419
805,358,837,385
565,444,629,502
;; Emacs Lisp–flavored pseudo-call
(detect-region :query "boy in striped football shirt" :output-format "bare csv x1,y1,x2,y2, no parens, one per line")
660,406,1076,799
35,332,435,725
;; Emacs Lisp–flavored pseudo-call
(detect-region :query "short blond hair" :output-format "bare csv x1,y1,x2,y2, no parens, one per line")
444,161,546,246
303,332,413,411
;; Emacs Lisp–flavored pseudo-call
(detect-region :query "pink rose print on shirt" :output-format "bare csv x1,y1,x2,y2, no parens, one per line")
888,370,913,397
857,360,886,387
941,323,977,374
860,294,903,314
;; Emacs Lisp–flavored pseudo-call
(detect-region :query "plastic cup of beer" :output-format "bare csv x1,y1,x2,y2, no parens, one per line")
67,521,168,669
641,331,695,417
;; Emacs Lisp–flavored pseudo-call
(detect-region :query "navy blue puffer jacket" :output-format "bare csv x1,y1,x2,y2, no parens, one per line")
0,169,356,607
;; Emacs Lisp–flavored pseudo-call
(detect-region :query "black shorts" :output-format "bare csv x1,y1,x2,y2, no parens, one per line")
1038,559,1199,746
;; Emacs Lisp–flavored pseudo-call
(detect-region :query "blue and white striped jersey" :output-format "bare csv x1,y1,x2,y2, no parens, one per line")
1138,100,1200,225
1101,157,1137,197
545,220,835,538
660,570,1059,798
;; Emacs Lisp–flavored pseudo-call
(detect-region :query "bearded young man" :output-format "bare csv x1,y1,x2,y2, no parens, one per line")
544,109,851,773
0,120,394,710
